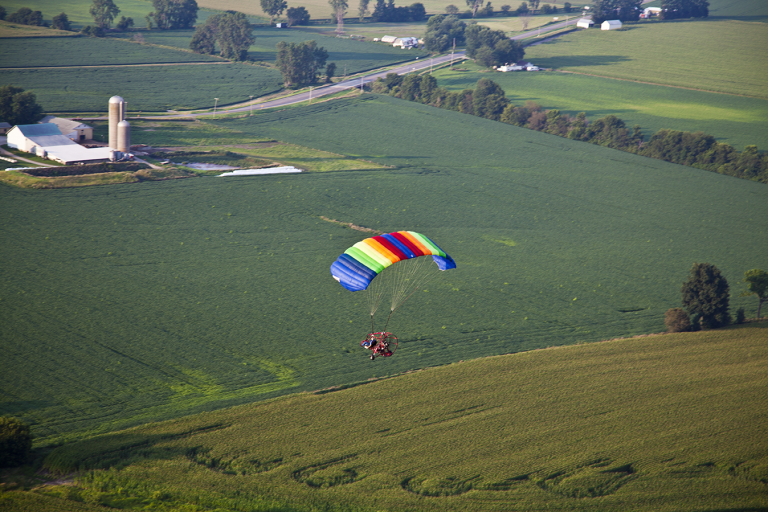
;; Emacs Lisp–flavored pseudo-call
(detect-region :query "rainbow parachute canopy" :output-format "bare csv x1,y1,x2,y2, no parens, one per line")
330,231,456,291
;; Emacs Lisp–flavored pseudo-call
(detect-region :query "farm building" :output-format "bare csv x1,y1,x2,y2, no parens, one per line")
577,18,594,28
380,35,397,44
40,116,93,141
0,122,11,134
393,37,419,48
601,20,622,30
6,124,113,164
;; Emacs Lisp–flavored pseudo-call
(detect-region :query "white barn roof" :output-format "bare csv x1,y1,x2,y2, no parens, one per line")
601,19,622,30
40,116,92,135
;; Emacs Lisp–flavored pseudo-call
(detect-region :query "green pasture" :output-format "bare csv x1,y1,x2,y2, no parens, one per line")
433,63,768,151
7,323,766,512
707,0,768,21
0,64,284,112
0,20,78,37
1,95,766,448
524,19,768,99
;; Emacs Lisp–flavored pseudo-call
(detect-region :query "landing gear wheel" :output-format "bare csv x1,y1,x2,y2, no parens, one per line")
370,354,376,360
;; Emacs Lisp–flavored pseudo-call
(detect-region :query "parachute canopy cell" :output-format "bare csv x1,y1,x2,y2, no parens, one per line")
330,231,456,291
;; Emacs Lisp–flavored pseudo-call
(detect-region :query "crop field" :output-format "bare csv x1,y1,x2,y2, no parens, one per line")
707,0,768,21
0,64,284,112
524,19,768,99
0,0,168,30
432,63,768,151
0,20,78,37
4,323,765,512
0,36,223,68
1,95,766,448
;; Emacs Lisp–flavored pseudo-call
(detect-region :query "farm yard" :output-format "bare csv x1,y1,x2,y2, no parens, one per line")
1,0,768,510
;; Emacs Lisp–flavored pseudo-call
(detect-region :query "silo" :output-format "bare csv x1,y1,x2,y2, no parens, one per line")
117,120,131,153
108,96,125,150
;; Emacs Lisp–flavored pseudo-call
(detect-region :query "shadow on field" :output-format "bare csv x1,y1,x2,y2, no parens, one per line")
531,55,632,68
44,422,231,473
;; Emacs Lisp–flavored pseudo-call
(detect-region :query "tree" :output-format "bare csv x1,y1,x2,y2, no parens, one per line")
80,25,106,37
472,78,508,120
0,417,32,467
563,2,572,12
664,308,691,332
446,4,459,14
410,2,426,21
329,0,348,34
743,269,768,320
0,6,6,20
325,62,337,82
516,1,528,14
261,0,287,23
116,15,134,30
529,0,540,13
466,0,483,17
287,6,311,25
681,262,730,329
275,40,328,86
0,85,44,126
90,0,120,29
423,14,466,52
465,23,524,67
150,0,198,29
52,12,72,31
358,0,370,20
500,5,511,15
7,7,43,26
661,0,709,19
190,11,255,61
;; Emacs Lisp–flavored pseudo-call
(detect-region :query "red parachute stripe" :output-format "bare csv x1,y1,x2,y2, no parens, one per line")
373,235,408,261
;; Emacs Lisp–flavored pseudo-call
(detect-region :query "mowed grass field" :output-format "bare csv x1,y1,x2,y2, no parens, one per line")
433,63,768,150
524,19,768,99
1,95,766,447
7,323,767,512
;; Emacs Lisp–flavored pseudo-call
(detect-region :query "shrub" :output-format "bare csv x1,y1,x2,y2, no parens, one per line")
52,12,72,31
681,262,730,329
0,417,33,467
664,308,690,333
735,307,745,324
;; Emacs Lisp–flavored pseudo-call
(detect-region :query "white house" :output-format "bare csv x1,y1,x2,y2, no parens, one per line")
40,116,93,141
393,37,418,48
6,124,113,164
577,18,594,28
601,19,622,30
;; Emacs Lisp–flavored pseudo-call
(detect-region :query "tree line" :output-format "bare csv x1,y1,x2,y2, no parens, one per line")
370,74,768,184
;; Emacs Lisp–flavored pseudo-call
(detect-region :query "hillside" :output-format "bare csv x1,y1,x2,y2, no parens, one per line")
4,322,765,511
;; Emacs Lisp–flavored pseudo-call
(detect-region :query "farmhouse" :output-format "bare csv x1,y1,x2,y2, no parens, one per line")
393,37,419,48
577,18,594,28
601,20,622,30
6,124,113,164
40,116,93,141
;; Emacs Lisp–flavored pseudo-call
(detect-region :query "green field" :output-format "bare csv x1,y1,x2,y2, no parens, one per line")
1,95,766,448
432,63,768,151
0,64,284,112
524,19,768,99
5,323,766,511
0,36,223,67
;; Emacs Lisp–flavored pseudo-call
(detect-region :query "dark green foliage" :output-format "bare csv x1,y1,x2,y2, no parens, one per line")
563,2,572,12
743,269,768,320
661,0,709,19
7,7,43,25
190,11,255,61
424,14,466,52
410,2,427,21
275,40,328,86
0,6,6,20
370,0,424,21
80,24,105,36
89,0,119,28
325,62,337,82
465,24,524,67
638,131,768,183
681,263,730,329
592,0,643,23
0,417,32,467
0,85,43,126
150,0,198,29
735,307,745,324
472,77,508,120
115,15,133,30
51,12,71,31
516,1,529,14
286,6,310,26
260,0,287,22
664,308,690,332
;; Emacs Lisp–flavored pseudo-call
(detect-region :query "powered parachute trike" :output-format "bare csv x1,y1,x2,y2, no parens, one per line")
330,231,456,360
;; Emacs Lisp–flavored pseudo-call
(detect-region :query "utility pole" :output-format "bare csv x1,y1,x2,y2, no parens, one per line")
451,38,455,68
360,76,364,93
249,95,253,116
213,98,219,119
309,87,312,105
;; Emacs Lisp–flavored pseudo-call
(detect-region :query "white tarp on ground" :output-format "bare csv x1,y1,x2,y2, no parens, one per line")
217,166,303,177
44,145,113,164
